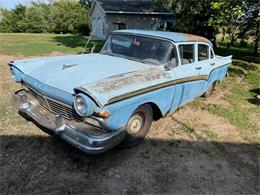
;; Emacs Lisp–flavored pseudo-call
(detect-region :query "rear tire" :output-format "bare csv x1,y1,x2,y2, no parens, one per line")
203,81,217,98
120,104,153,148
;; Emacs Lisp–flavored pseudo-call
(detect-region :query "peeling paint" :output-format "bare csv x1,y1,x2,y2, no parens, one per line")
178,33,208,43
91,68,171,93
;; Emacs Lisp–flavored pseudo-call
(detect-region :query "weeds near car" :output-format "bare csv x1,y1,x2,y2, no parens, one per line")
208,63,260,148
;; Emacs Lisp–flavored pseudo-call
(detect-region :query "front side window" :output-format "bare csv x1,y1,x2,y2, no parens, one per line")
178,44,195,65
198,44,209,61
101,34,174,65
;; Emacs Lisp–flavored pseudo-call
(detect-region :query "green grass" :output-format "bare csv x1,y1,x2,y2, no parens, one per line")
190,97,203,108
179,123,195,134
208,105,257,132
215,42,259,63
0,33,105,56
208,64,260,147
246,72,260,86
176,122,224,152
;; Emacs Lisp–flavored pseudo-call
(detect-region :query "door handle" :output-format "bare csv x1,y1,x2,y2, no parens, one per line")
211,63,215,66
195,67,202,70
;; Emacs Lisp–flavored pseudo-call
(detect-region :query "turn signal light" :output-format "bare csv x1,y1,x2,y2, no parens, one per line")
95,110,110,118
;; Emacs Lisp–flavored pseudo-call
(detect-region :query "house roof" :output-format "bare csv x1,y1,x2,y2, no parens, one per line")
90,0,172,15
112,30,212,46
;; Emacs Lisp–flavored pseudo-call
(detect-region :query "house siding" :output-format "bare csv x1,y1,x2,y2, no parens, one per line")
105,14,161,38
90,0,169,39
91,2,106,39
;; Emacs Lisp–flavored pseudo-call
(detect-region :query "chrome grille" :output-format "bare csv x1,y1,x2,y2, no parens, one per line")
27,86,83,121
46,98,83,121
29,88,49,110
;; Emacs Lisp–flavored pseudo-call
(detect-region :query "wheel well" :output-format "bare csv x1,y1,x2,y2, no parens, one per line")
212,80,220,86
146,102,163,121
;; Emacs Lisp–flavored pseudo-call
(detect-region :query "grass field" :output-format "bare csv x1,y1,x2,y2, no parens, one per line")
215,42,259,64
0,33,259,194
0,33,104,56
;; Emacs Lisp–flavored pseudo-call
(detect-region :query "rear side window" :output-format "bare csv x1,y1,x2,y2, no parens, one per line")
198,44,209,61
178,44,195,65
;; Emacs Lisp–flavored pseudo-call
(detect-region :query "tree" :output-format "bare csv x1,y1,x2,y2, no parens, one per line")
79,0,93,8
254,17,259,56
236,0,259,55
0,8,13,32
26,2,55,33
152,0,217,46
209,1,244,48
51,0,90,35
0,0,91,35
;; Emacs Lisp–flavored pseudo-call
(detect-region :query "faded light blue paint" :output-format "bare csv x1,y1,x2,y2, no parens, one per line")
114,29,213,46
10,30,232,132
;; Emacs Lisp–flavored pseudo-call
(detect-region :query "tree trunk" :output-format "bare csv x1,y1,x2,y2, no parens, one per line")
227,42,230,49
226,27,231,48
254,20,259,56
230,33,235,46
222,28,225,41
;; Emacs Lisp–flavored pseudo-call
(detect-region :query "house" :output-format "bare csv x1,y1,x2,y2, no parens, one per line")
89,0,172,39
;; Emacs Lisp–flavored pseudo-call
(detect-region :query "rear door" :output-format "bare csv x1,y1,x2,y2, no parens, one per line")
196,43,216,90
172,43,207,107
197,43,214,76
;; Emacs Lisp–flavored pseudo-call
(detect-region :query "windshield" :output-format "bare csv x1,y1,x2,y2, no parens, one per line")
101,34,174,65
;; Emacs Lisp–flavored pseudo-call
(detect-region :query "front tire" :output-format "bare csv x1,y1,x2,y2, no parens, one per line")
120,104,153,148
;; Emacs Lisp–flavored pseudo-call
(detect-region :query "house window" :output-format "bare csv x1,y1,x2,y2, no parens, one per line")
198,44,209,61
114,23,126,30
178,44,195,65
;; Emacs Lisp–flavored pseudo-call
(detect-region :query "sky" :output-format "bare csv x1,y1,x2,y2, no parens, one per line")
0,0,49,9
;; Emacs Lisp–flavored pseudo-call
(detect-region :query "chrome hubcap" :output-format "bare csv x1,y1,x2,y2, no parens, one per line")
127,113,144,134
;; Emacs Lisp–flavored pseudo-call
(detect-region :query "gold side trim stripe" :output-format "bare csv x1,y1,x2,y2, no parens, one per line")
106,75,208,105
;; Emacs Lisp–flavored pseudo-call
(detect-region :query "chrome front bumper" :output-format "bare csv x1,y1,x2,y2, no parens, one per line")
12,90,126,154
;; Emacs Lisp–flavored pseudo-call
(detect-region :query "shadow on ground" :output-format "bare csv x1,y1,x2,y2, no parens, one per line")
0,133,259,194
248,88,260,106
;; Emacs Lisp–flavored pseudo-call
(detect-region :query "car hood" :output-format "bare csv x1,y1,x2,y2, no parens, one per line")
12,54,172,106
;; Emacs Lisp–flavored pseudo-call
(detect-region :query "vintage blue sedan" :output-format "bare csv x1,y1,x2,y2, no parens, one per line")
10,30,232,154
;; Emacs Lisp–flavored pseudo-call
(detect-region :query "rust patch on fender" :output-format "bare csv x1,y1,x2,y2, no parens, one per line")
91,68,171,93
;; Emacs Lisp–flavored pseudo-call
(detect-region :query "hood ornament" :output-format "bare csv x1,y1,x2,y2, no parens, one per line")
62,64,78,70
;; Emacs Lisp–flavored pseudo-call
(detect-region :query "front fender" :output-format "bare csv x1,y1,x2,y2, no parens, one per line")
104,85,174,130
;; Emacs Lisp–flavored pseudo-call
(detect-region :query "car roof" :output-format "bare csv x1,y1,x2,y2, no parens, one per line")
113,29,212,46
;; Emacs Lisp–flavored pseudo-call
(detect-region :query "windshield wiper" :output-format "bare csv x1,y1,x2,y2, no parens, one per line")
122,56,146,64
101,52,116,57
141,59,161,66
101,52,146,64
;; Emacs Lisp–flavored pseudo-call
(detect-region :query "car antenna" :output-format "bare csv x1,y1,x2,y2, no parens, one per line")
82,26,97,55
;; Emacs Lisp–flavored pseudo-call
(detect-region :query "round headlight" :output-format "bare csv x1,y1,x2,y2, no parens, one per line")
74,94,94,117
75,96,87,116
